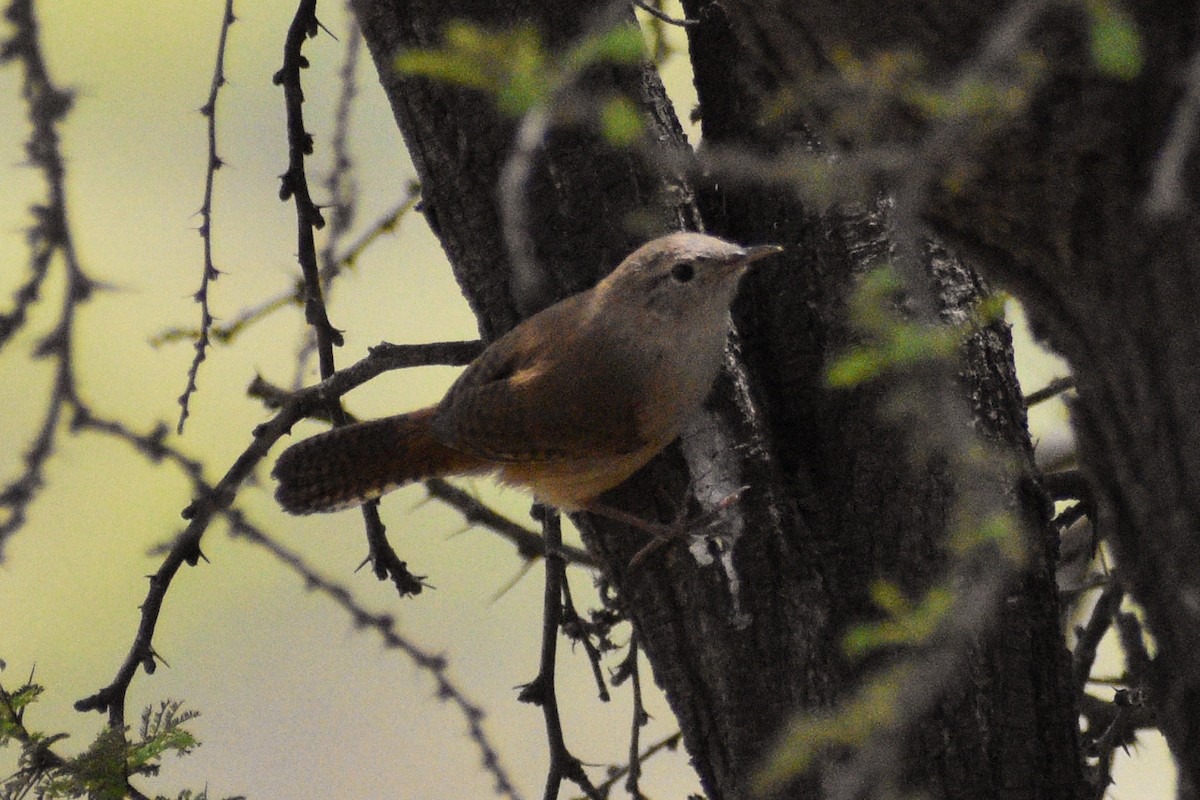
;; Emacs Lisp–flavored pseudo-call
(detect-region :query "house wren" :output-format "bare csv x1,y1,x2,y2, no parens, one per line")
273,232,781,515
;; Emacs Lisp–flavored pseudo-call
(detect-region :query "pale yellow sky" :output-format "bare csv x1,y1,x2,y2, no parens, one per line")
0,2,1171,798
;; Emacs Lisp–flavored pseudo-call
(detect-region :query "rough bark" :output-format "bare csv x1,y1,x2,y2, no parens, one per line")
350,1,1085,798
719,0,1199,793
680,4,1081,797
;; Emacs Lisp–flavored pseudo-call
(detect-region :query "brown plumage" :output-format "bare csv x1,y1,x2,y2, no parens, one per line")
272,232,782,515
273,408,489,514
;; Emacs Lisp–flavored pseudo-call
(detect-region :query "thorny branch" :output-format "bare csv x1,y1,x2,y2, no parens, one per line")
631,0,697,28
611,639,649,798
424,478,598,568
559,572,612,702
518,510,603,800
0,0,92,561
1079,689,1154,800
5,4,659,798
318,9,361,288
0,11,245,795
73,341,485,746
273,0,421,596
151,189,422,355
295,6,363,381
590,731,683,799
178,0,237,435
273,0,335,357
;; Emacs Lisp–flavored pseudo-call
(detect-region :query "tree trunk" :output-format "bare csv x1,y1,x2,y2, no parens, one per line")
713,1,1200,793
350,1,1084,797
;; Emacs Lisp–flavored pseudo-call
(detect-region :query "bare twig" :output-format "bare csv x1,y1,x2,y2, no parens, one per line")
154,290,300,349
610,639,649,798
178,0,237,435
631,0,697,27
274,0,336,356
590,731,683,799
248,339,482,421
319,10,361,288
75,338,475,731
153,188,422,356
265,339,484,412
560,572,611,702
0,0,94,562
0,0,80,357
425,478,599,567
292,7,363,382
1024,375,1075,407
272,0,428,596
1072,582,1124,693
332,186,422,271
293,186,422,385
518,509,603,800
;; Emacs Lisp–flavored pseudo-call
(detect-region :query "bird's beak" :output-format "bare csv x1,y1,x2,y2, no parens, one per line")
741,244,784,264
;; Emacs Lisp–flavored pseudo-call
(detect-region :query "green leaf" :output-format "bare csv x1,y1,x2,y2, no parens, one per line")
396,20,645,120
843,585,955,658
951,511,1026,562
1088,1,1143,80
826,348,883,387
565,24,645,71
69,727,131,800
599,96,643,146
869,580,910,616
887,322,959,364
393,49,493,91
394,21,551,114
753,670,904,793
0,683,43,739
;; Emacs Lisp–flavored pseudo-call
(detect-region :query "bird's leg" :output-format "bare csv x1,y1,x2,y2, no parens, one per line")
582,485,748,572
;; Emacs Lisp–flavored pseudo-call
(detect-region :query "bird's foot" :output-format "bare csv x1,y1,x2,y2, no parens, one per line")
583,485,747,572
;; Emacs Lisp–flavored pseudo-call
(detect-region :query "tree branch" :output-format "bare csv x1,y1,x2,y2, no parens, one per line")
177,0,237,434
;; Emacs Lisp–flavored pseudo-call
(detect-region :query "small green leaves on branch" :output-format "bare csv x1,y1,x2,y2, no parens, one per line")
753,671,904,794
842,581,955,659
1085,0,1144,80
599,96,643,146
395,20,647,144
827,266,1007,388
1,677,221,800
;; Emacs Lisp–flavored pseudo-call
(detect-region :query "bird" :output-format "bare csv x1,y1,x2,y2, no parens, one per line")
273,232,782,516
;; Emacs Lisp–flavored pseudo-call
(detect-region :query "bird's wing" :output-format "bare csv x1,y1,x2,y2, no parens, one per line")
431,296,648,463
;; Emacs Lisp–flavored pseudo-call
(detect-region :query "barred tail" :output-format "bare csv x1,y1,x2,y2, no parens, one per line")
272,408,488,515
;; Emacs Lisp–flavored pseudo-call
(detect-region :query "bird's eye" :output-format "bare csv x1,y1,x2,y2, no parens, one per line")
670,261,695,283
